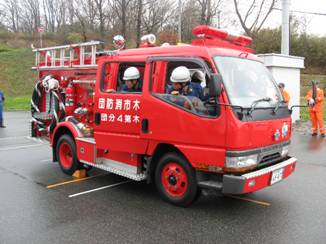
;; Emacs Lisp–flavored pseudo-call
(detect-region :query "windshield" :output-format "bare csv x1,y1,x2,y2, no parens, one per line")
214,56,282,108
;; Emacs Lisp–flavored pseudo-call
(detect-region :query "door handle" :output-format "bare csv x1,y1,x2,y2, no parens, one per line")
141,118,149,134
95,112,101,125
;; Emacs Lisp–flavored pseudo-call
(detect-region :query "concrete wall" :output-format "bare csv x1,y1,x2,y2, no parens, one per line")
258,53,305,122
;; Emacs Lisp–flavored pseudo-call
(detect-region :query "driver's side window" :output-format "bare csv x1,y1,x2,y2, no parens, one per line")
151,59,218,117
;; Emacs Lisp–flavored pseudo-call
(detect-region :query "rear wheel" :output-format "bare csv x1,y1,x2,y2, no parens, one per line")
155,152,199,207
56,135,80,175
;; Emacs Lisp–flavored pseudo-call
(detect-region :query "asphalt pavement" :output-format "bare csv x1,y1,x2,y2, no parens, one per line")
0,111,326,244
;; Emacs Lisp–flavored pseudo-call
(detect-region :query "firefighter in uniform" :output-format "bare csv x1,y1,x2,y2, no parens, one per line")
121,67,142,92
0,90,5,128
168,66,207,101
306,80,325,137
278,82,290,104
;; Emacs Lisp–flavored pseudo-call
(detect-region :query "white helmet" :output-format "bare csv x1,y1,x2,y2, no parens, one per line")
192,70,206,87
161,42,170,47
123,67,140,80
170,66,191,83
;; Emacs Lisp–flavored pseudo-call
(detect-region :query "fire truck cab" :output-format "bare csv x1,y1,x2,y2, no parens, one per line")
31,26,297,207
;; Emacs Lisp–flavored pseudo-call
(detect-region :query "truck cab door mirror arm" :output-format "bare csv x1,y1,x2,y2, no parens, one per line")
209,74,222,98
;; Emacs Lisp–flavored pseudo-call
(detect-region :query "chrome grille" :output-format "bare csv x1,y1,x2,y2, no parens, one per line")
259,152,281,165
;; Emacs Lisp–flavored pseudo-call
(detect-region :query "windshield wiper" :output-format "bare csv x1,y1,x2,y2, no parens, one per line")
273,100,287,114
248,97,271,115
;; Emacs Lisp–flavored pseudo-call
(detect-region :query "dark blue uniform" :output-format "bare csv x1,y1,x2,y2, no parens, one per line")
167,82,208,101
120,81,142,92
0,91,4,127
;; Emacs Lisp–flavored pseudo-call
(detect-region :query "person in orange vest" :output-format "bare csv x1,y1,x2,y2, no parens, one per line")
278,83,290,104
306,80,325,137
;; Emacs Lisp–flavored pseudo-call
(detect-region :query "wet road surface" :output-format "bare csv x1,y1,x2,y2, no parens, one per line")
0,112,326,244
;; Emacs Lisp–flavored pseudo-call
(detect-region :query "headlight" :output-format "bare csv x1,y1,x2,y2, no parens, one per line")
225,154,258,169
281,145,289,157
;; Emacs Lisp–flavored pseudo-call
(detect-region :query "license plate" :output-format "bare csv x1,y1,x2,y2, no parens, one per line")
270,168,284,185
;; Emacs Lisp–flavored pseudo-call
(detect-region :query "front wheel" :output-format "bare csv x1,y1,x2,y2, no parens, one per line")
155,153,199,207
56,135,80,175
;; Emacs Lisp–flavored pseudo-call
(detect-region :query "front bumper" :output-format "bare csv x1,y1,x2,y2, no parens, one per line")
222,157,297,194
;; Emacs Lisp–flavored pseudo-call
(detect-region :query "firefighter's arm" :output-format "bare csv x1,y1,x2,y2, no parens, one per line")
305,90,312,101
283,92,289,103
316,90,324,102
106,88,116,93
306,90,315,106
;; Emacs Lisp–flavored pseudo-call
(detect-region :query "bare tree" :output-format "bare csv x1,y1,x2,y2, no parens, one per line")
55,0,67,31
94,0,109,38
233,0,277,37
75,0,97,32
74,9,88,42
136,0,144,46
2,0,21,32
142,0,173,34
21,0,41,32
42,0,55,32
67,1,75,25
196,0,222,25
180,0,199,42
110,0,132,37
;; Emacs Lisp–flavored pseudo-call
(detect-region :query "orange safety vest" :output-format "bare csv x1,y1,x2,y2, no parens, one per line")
282,90,290,103
306,88,324,112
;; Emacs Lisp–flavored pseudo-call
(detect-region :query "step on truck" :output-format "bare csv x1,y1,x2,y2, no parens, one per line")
30,25,297,207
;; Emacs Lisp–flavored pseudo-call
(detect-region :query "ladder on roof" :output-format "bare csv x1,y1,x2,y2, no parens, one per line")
32,41,103,70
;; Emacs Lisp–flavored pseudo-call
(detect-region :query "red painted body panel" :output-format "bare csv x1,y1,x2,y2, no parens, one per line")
76,139,95,164
140,93,227,167
225,109,292,150
93,57,150,156
50,121,82,145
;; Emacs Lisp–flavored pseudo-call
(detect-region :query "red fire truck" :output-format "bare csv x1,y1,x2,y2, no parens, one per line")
31,25,296,206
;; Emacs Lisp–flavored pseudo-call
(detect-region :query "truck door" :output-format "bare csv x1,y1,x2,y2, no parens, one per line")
139,57,227,165
93,60,148,154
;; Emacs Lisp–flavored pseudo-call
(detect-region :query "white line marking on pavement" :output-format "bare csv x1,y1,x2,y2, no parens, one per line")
68,180,133,198
40,158,52,163
0,144,45,151
25,136,49,144
0,136,29,141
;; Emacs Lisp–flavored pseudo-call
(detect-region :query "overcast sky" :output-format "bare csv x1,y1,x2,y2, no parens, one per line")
223,0,326,36
290,0,325,35
267,0,326,36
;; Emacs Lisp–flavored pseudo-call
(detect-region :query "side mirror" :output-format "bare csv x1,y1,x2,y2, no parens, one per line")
209,74,222,97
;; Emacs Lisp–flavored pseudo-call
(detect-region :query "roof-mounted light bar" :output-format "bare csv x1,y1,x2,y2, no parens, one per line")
192,25,252,47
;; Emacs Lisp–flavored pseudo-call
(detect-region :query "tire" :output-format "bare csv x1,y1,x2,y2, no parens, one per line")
56,135,80,175
155,152,199,207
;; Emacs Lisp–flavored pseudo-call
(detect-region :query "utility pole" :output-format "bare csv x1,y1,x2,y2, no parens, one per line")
178,0,182,43
37,26,45,48
281,0,290,55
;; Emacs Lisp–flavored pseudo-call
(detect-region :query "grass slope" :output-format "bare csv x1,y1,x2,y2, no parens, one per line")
0,46,36,110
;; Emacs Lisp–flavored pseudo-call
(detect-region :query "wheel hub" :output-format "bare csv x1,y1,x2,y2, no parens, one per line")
168,175,177,185
59,141,73,169
161,162,189,198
